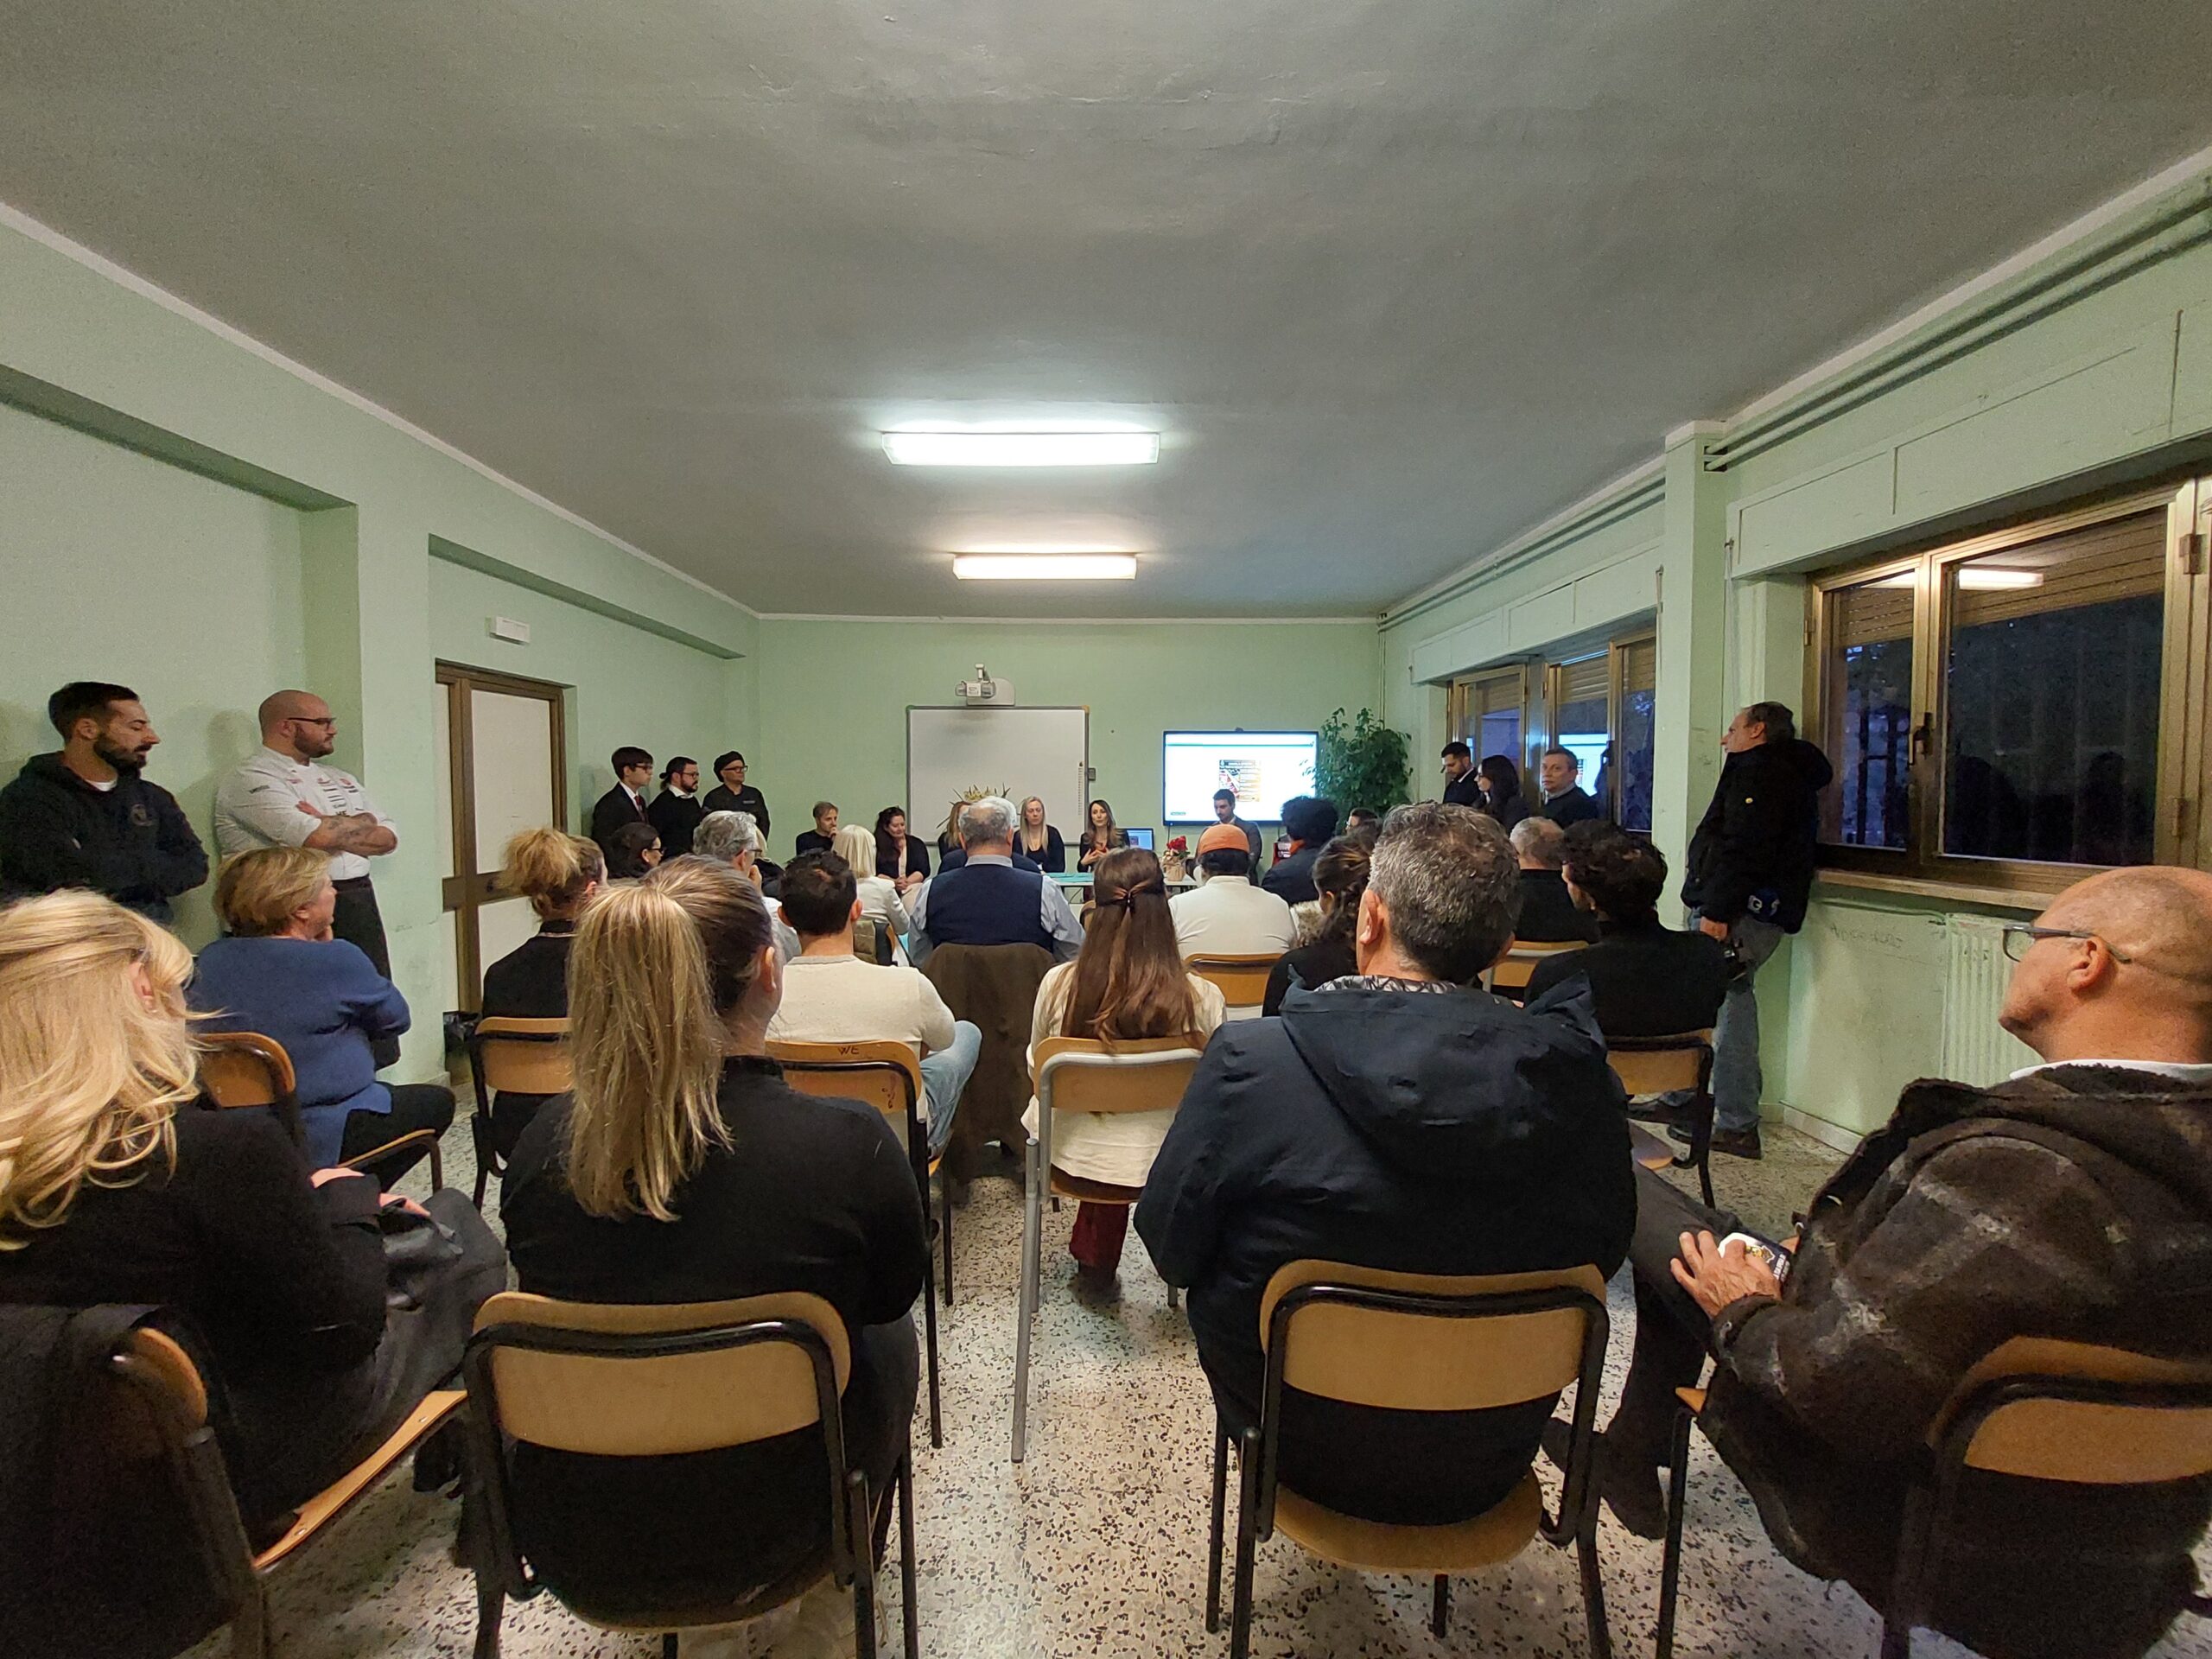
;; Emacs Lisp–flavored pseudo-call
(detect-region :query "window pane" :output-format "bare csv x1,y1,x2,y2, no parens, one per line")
1478,709,1522,764
1618,639,1656,833
1942,511,2164,867
1820,578,1915,849
1552,655,1611,804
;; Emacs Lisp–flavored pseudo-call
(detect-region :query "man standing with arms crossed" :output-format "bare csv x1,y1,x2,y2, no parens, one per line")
214,690,402,1060
1678,701,1832,1160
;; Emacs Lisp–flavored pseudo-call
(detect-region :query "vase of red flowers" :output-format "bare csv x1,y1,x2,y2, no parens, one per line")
1161,835,1191,882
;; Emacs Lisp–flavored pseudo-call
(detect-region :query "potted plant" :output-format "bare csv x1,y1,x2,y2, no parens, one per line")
1316,708,1412,818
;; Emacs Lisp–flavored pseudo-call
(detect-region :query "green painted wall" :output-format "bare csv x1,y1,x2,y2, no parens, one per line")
0,402,309,945
755,620,1384,853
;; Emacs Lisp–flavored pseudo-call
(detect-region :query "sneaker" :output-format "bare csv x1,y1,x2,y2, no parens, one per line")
1707,1126,1763,1160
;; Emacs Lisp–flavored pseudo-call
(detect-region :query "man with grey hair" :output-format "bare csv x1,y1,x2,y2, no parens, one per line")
1510,815,1600,944
1138,802,1634,1526
692,810,798,957
938,797,1044,875
907,794,1083,964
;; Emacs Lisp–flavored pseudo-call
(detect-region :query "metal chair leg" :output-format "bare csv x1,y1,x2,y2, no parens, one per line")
1880,1624,1913,1659
898,1454,919,1659
1656,1406,1694,1659
850,1474,879,1659
940,1198,955,1307
1206,1418,1230,1632
1229,1427,1262,1659
1696,1151,1715,1209
229,1581,271,1659
920,1249,943,1449
1576,1510,1611,1659
470,1114,493,1211
1431,1574,1449,1637
1010,1133,1043,1461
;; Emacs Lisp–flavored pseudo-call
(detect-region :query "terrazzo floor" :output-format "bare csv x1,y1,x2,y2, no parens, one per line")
188,1121,2212,1659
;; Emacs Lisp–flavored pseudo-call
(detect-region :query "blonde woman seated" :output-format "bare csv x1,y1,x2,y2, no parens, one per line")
190,847,453,1179
832,821,912,960
1024,847,1224,1289
480,827,605,1158
0,892,503,1539
499,856,930,1613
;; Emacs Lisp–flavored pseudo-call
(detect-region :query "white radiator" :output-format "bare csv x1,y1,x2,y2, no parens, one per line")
1941,918,2038,1085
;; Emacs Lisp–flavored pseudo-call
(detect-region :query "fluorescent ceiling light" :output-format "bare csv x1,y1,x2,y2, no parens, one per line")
883,430,1160,467
953,554,1138,581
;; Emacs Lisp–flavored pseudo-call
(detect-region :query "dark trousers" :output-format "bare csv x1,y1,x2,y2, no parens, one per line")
1609,1166,1742,1465
332,879,400,1069
340,1084,455,1184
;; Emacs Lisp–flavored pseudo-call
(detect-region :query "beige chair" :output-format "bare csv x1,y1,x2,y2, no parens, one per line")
1187,953,1283,1020
465,1016,571,1208
1657,1338,2212,1659
461,1291,917,1659
771,1037,950,1448
110,1325,464,1659
1011,1034,1206,1462
1484,938,1588,995
1210,1261,1614,1659
1608,1030,1717,1207
200,1028,444,1188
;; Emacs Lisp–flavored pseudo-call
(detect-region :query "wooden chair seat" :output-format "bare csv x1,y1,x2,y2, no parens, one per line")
1047,1168,1145,1205
252,1389,465,1570
1271,1471,1543,1573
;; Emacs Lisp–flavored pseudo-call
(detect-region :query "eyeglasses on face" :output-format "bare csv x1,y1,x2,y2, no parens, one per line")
1999,924,2137,965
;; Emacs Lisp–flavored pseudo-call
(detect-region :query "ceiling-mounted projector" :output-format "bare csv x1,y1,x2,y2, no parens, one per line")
955,664,1014,704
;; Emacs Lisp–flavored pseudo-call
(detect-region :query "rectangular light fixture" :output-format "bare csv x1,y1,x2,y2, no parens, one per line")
883,430,1160,467
952,554,1138,581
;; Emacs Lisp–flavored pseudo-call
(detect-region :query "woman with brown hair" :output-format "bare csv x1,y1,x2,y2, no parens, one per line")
499,855,928,1610
479,827,605,1157
0,891,501,1539
1026,847,1224,1285
1262,836,1372,1016
1076,798,1127,871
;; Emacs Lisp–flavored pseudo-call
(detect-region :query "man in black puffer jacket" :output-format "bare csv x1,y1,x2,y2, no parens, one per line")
0,683,207,923
1678,701,1833,1159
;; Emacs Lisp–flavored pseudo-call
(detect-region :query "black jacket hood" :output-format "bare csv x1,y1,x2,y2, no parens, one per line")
1276,977,1618,1175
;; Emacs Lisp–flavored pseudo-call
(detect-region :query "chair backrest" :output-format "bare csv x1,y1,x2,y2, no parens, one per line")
470,1017,573,1096
1187,954,1282,1009
1936,1336,2212,1486
467,1291,851,1457
112,1326,211,1440
851,917,880,964
1258,1260,1609,1412
1034,1034,1205,1116
197,1031,295,1109
1605,1031,1714,1097
768,1039,924,1134
1486,939,1587,993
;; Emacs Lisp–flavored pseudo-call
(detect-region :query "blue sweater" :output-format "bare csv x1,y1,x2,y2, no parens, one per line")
190,937,411,1166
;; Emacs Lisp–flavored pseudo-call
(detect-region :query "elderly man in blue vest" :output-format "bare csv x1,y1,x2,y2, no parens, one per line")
908,794,1084,965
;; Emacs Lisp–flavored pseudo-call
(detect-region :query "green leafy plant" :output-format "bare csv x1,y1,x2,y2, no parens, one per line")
1315,708,1411,817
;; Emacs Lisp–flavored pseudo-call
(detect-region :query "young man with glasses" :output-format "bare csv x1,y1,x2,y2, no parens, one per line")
214,690,401,1058
1567,865,2212,1659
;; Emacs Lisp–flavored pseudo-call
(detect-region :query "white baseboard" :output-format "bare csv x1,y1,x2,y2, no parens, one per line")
1777,1106,1863,1156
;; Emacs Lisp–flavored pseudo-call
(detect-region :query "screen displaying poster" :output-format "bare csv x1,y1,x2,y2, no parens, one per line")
1162,730,1318,823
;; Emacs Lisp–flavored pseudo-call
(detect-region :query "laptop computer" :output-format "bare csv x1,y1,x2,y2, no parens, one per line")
1124,826,1155,850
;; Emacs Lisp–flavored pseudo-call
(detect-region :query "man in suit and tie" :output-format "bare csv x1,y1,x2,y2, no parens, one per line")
588,746,653,855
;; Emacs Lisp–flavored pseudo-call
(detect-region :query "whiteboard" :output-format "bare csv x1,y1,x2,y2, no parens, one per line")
907,707,1090,843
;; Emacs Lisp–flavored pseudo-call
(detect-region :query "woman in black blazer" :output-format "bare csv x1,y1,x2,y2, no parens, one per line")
1477,755,1532,833
874,805,931,893
1077,798,1128,870
1016,796,1068,873
500,857,928,1600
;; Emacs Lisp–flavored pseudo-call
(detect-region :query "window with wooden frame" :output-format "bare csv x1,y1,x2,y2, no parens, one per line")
1808,477,2212,896
1447,666,1528,771
1540,632,1656,830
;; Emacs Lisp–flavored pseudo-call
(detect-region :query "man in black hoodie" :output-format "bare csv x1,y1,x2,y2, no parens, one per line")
1137,801,1635,1525
1590,866,2212,1659
0,682,207,923
1678,701,1834,1159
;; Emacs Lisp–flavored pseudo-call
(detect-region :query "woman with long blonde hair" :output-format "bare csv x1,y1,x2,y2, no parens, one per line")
0,891,500,1535
1025,847,1224,1286
832,820,912,956
498,855,929,1602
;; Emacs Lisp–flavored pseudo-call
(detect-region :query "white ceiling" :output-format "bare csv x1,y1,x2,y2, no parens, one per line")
3,1,2208,618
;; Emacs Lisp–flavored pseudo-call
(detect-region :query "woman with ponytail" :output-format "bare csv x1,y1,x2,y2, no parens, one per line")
499,855,929,1601
480,828,605,1155
1023,847,1224,1286
1262,836,1372,1016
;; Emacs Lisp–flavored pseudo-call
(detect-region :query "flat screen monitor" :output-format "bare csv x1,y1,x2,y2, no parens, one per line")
1162,730,1319,824
1124,827,1155,851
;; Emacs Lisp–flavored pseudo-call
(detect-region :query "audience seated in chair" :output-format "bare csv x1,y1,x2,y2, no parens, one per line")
831,822,912,957
1524,823,1728,1038
1261,836,1370,1018
1586,865,2212,1659
479,827,602,1160
908,796,1083,965
1136,801,1634,1525
1170,824,1297,959
1506,817,1602,944
0,891,503,1543
768,850,980,1163
696,810,800,957
498,856,929,1646
1027,848,1226,1289
1257,796,1341,906
189,847,453,1178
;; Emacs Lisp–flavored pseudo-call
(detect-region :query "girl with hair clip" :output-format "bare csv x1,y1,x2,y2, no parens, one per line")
480,827,606,1156
499,856,929,1607
1262,835,1372,1016
1024,847,1225,1287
